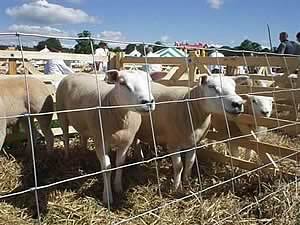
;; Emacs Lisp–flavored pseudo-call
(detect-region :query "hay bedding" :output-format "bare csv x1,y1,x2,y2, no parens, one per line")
0,133,299,225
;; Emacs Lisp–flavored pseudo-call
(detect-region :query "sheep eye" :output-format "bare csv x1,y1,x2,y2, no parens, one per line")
208,85,221,94
120,81,131,91
252,99,257,104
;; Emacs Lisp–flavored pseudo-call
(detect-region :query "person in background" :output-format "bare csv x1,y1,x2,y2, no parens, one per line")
95,42,109,72
295,32,300,56
44,47,74,88
141,46,162,73
296,32,300,43
44,47,74,75
277,32,298,55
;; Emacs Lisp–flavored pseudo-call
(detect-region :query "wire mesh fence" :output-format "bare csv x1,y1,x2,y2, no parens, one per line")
0,32,299,225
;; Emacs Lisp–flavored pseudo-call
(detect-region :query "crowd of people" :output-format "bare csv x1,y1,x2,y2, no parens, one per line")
277,32,300,55
43,31,300,78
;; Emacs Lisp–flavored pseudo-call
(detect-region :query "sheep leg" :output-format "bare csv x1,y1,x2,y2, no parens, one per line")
37,115,54,153
0,119,7,150
23,117,38,153
57,113,70,157
80,135,88,150
132,138,145,161
94,137,113,206
183,150,196,183
171,153,183,191
114,141,132,194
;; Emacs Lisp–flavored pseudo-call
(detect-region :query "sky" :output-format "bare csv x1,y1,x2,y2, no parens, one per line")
0,0,299,48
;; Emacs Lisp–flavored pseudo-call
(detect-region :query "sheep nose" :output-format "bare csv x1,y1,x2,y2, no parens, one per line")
232,102,242,109
141,99,155,104
261,110,270,116
141,100,150,104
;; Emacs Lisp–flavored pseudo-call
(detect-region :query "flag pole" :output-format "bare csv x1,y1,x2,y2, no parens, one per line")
267,24,273,52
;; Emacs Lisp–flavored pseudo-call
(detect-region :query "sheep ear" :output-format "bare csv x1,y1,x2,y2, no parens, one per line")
200,75,208,85
150,71,168,81
232,75,249,85
105,70,119,84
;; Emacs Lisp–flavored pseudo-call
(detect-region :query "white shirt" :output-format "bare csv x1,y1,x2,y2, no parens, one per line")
95,48,109,72
44,59,74,89
95,48,109,57
141,52,162,73
44,59,74,75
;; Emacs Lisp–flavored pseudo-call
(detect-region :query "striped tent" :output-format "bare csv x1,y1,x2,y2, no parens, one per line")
128,47,142,57
155,47,187,57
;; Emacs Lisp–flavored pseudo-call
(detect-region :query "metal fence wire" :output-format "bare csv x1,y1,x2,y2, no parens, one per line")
0,32,299,225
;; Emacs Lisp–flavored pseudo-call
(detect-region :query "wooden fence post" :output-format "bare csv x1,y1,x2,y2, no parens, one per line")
115,51,125,70
8,59,17,75
188,51,196,84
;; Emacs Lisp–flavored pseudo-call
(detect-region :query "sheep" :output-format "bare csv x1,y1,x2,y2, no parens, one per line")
244,95,273,118
208,95,273,160
135,75,249,191
0,76,54,152
56,69,166,206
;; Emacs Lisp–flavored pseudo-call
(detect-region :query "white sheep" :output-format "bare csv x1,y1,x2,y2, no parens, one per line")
0,76,54,152
135,75,249,190
56,69,166,206
208,95,273,160
245,95,273,118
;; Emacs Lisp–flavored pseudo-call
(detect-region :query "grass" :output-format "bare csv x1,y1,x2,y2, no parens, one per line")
0,132,299,225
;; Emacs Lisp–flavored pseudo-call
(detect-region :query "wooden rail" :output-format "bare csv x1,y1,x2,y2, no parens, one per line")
3,50,300,175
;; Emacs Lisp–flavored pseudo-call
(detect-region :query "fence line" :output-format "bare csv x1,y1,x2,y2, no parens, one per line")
0,86,300,121
0,120,298,200
1,32,300,57
0,32,299,224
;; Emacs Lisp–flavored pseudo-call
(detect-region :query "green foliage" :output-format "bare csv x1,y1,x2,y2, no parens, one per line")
110,46,122,53
124,44,136,54
35,38,63,51
234,39,263,52
218,40,271,56
74,30,95,54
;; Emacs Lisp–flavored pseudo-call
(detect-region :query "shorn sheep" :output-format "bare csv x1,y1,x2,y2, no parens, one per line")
56,69,166,206
135,75,249,190
208,95,273,160
0,76,54,152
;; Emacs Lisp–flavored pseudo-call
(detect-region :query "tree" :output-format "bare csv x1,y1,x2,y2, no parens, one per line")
261,48,270,53
74,30,95,54
110,46,122,53
35,38,62,51
235,39,263,52
125,44,136,54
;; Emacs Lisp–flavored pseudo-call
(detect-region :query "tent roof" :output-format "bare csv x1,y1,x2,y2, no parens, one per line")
155,47,187,57
40,45,50,53
128,48,141,57
209,51,224,58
